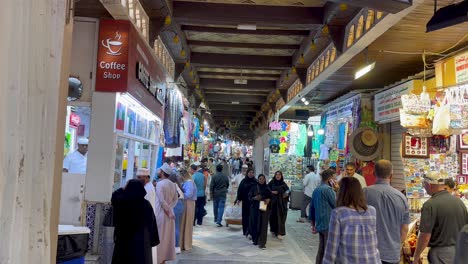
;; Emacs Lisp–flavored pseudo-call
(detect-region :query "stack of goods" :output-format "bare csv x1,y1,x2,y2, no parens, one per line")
269,153,302,181
403,220,429,263
400,93,432,137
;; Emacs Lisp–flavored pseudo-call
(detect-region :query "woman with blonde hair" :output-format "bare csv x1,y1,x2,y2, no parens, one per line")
179,168,197,251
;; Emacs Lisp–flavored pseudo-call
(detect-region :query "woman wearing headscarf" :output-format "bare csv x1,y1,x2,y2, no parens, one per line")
235,168,258,238
268,171,290,240
154,163,179,264
111,179,159,264
179,168,197,251
248,174,272,249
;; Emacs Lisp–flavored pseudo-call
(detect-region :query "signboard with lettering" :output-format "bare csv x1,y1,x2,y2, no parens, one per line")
325,94,360,121
95,20,130,92
455,51,468,84
374,80,413,123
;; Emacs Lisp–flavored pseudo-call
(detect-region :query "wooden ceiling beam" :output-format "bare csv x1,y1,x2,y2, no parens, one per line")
191,52,292,69
198,72,280,78
203,87,272,93
206,94,266,104
199,74,279,81
209,104,260,112
173,2,324,29
188,40,300,50
329,0,411,13
201,79,276,89
181,25,310,36
205,90,269,96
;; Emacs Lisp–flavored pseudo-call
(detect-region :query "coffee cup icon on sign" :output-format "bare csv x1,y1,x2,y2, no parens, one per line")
102,31,123,56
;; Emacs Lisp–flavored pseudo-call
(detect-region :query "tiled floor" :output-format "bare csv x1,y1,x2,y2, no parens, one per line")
169,202,318,264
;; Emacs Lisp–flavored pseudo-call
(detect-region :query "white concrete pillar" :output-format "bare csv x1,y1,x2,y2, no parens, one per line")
85,92,117,202
0,0,72,263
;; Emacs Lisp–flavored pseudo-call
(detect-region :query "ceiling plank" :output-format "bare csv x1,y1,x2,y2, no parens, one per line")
188,40,300,50
200,79,276,90
181,25,310,36
204,87,272,93
205,91,269,96
329,0,412,13
191,52,292,69
209,104,260,112
173,2,324,29
206,94,266,104
199,74,278,81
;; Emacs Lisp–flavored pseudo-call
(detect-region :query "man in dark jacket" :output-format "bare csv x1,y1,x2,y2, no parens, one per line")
210,164,230,227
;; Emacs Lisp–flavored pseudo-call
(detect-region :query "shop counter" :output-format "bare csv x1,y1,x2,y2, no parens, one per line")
57,225,90,264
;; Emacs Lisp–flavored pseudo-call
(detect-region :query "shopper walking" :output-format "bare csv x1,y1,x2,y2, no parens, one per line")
191,162,207,225
137,168,158,263
268,171,290,240
364,160,410,264
111,179,159,264
343,162,367,188
413,173,468,264
154,164,178,264
210,164,230,227
309,169,336,264
235,168,258,237
323,177,380,264
233,165,248,187
168,172,185,254
248,174,272,249
179,169,197,251
298,165,320,222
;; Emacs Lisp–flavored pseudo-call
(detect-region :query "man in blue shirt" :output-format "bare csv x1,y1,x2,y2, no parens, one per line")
364,160,410,264
309,169,336,264
191,162,206,225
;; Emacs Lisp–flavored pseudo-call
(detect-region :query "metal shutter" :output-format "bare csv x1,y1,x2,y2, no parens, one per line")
390,122,406,191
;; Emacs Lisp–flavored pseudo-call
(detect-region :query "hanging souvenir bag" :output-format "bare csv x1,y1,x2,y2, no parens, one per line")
432,93,451,136
400,110,429,128
449,87,464,129
401,94,430,115
459,84,468,128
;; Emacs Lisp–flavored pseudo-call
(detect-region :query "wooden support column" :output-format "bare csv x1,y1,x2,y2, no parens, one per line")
0,0,72,263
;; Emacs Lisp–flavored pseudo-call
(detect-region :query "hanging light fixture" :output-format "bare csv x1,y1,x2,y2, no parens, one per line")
318,128,325,135
310,39,317,50
301,97,306,102
291,67,297,74
339,3,348,11
299,53,305,64
180,48,186,57
307,126,314,137
185,61,190,68
322,25,329,35
304,101,309,106
164,15,172,25
354,48,375,80
173,34,180,44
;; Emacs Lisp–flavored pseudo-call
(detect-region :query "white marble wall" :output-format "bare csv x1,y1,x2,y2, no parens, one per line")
0,0,72,263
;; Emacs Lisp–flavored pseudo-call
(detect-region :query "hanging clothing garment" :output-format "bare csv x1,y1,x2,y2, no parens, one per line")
193,117,200,141
296,124,307,156
164,89,183,148
338,123,347,150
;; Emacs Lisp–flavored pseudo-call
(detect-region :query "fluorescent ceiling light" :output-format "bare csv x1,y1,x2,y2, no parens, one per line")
317,128,325,135
237,24,256,30
232,101,240,105
354,62,375,80
234,79,248,85
307,130,314,137
304,101,309,105
301,98,306,102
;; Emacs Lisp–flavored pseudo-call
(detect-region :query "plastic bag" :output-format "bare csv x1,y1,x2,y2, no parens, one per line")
432,104,451,136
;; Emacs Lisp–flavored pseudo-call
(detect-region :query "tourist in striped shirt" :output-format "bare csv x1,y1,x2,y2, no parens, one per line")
323,177,381,264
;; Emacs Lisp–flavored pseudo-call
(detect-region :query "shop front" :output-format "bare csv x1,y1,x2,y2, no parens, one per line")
81,19,170,262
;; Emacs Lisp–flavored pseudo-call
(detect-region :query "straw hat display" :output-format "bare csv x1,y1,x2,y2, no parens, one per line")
349,127,382,161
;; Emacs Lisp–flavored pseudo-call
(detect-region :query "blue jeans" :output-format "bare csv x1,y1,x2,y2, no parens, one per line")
213,197,226,225
174,199,184,247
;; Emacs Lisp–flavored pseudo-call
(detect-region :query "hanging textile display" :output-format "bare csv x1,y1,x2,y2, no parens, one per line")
163,88,183,147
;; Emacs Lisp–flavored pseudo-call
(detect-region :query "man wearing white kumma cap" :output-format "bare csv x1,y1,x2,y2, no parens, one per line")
63,137,88,174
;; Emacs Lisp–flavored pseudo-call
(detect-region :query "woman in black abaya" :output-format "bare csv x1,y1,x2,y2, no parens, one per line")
235,168,258,238
248,174,272,249
112,179,159,264
268,171,290,239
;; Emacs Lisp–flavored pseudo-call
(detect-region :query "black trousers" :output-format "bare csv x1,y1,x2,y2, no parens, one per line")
194,196,206,225
316,232,328,264
257,210,271,247
241,199,251,236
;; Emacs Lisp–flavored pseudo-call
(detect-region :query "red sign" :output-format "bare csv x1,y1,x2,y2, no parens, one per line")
69,112,81,127
95,20,130,92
